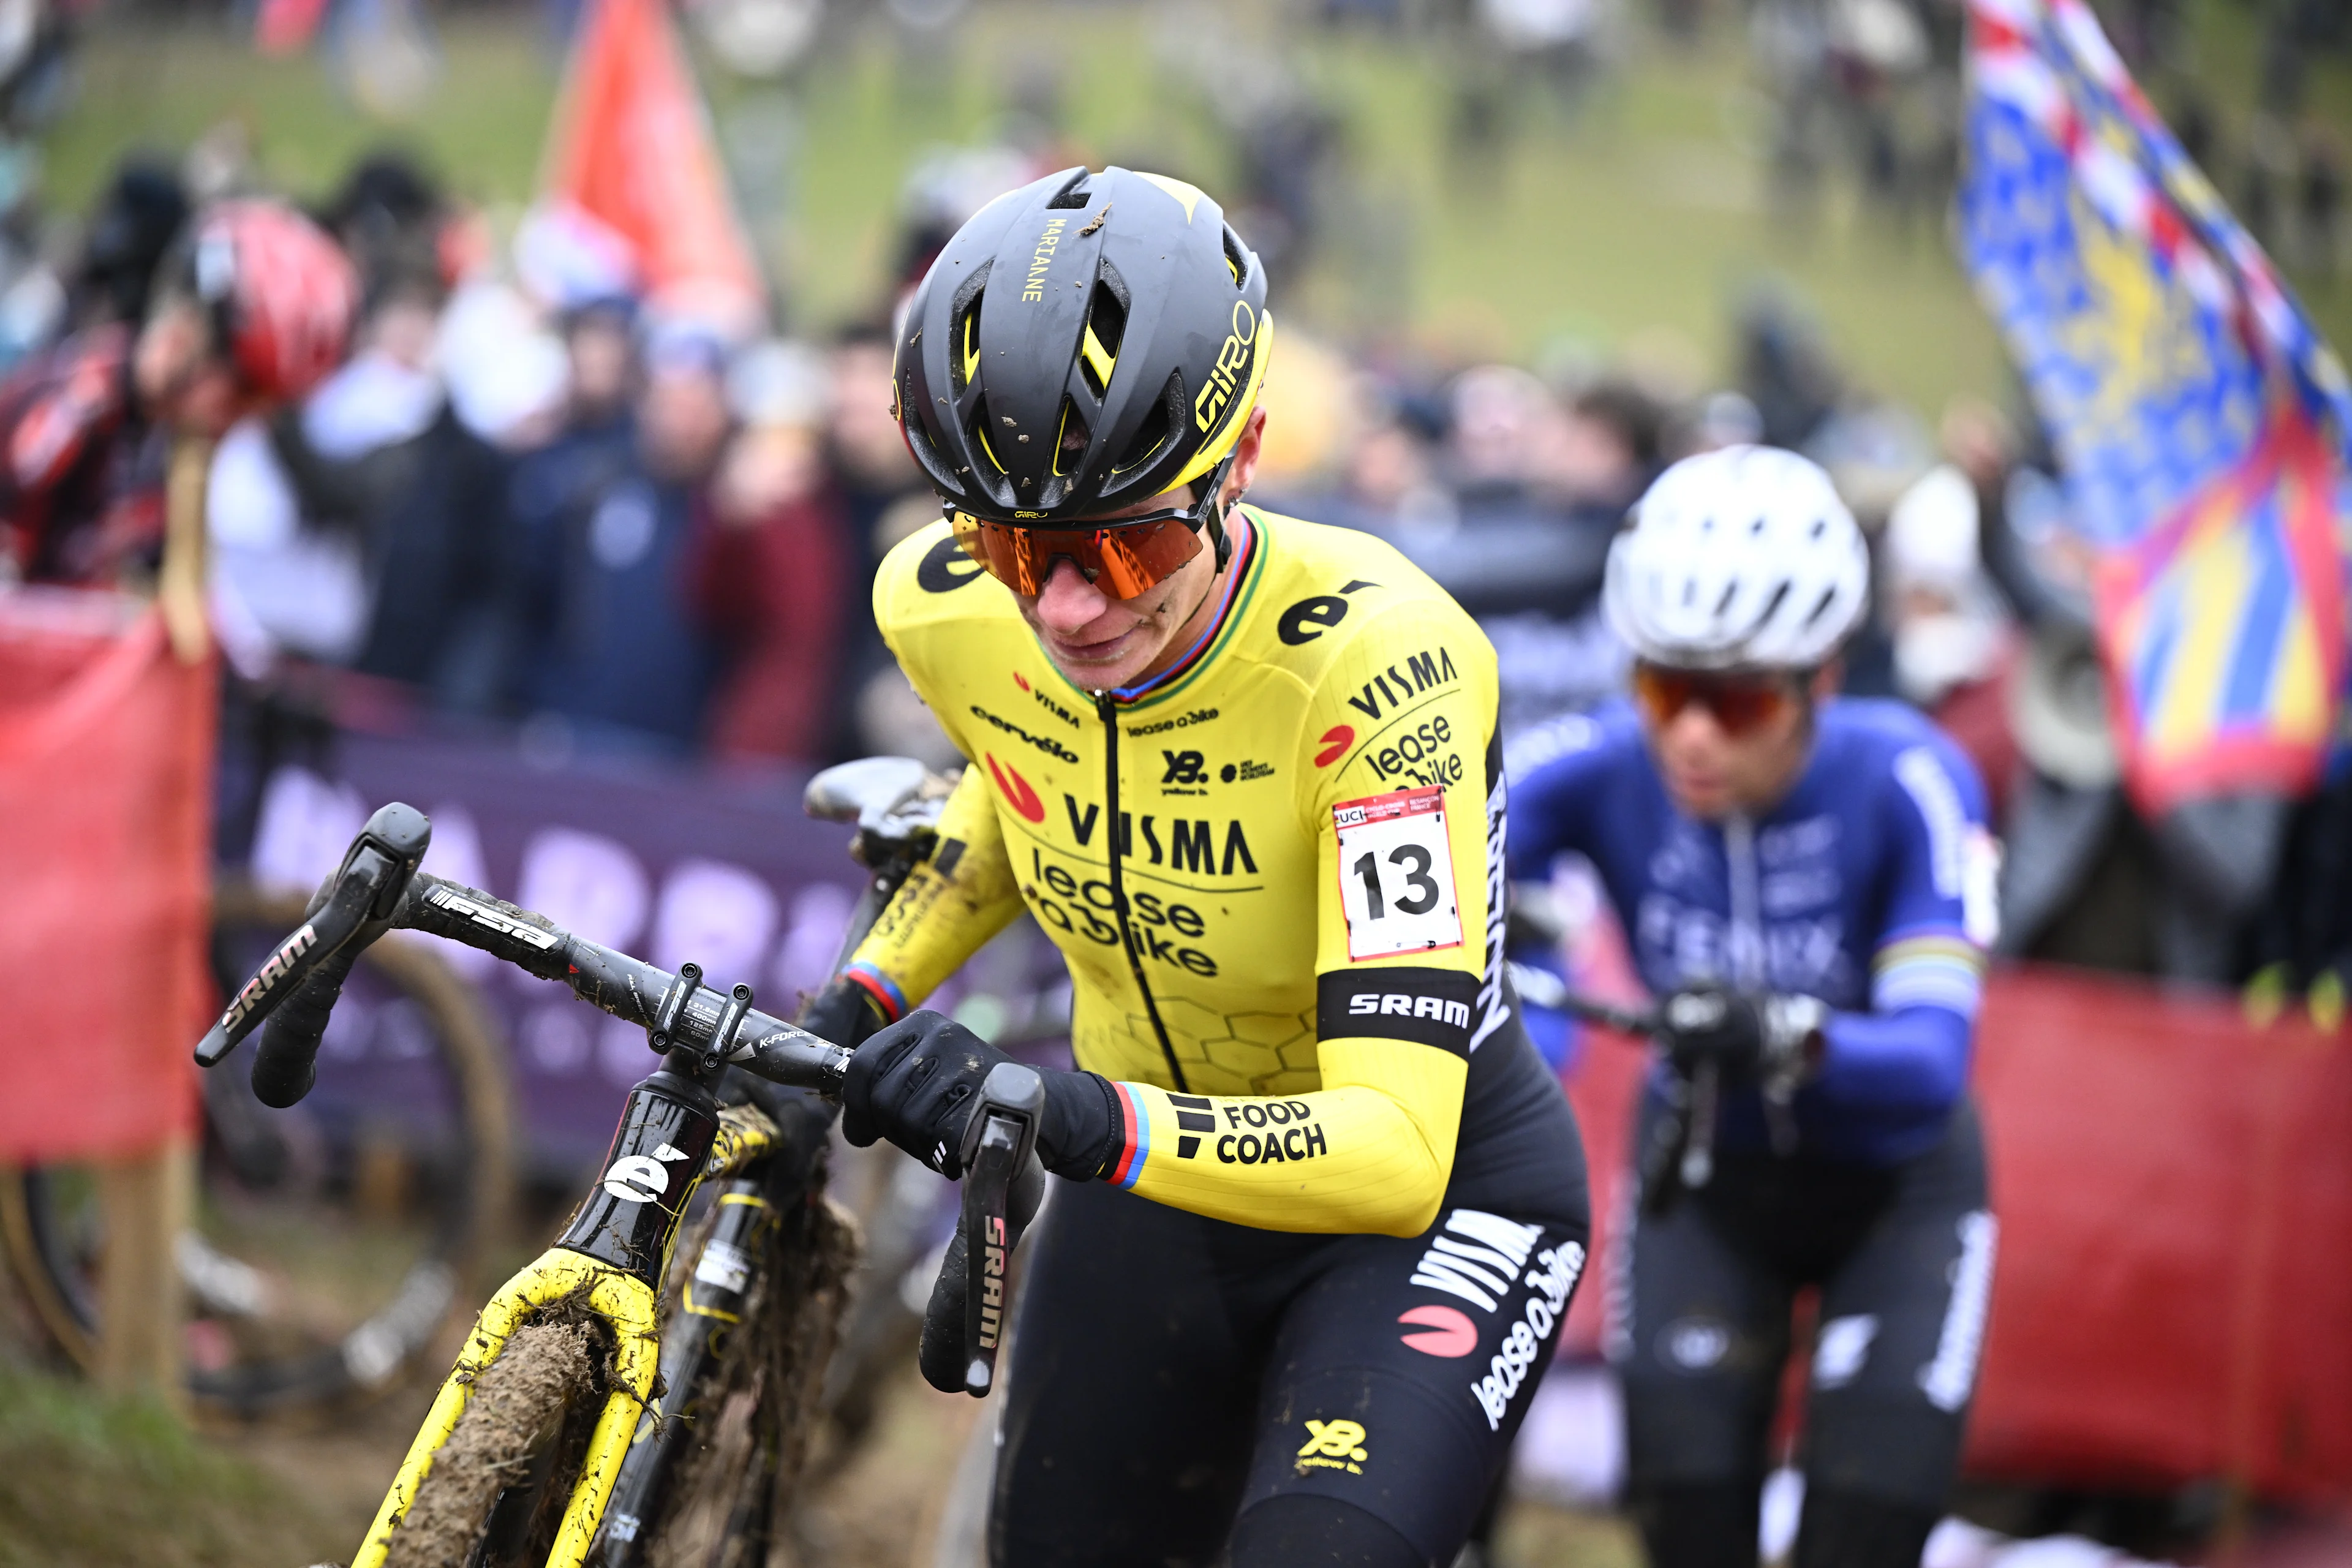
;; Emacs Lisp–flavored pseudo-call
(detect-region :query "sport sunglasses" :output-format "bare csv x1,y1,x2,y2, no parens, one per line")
1631,663,1807,737
948,455,1237,597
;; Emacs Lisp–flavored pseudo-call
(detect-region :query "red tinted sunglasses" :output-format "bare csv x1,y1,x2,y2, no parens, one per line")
951,505,1207,597
1632,664,1805,737
948,457,1236,597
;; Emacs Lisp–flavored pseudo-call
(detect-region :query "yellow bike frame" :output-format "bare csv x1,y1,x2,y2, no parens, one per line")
353,1101,777,1568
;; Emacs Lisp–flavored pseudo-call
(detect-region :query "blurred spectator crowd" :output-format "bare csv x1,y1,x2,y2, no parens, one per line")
6,68,2352,1007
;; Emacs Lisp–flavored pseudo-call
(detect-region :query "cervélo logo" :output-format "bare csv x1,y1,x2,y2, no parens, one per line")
969,704,1080,764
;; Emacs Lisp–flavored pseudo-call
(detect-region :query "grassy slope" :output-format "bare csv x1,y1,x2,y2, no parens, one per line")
42,16,554,211
36,4,2352,418
0,1363,346,1568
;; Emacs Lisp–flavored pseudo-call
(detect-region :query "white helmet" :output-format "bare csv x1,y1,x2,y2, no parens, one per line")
1603,444,1871,671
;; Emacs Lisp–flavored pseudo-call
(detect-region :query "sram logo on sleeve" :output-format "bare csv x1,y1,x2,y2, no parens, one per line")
1332,786,1463,960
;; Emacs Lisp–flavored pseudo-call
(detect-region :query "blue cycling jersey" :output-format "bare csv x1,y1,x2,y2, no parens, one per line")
1506,698,1996,1166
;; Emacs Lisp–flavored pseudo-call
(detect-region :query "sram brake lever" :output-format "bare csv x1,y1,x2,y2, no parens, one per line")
917,1061,1047,1398
193,802,432,1068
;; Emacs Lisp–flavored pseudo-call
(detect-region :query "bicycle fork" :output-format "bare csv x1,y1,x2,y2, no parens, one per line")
353,1065,732,1568
592,1174,782,1567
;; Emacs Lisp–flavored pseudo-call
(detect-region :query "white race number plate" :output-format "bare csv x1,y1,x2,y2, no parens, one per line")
1333,786,1463,960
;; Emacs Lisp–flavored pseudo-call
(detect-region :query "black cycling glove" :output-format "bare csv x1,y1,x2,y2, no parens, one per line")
1657,986,1826,1086
840,1010,1120,1181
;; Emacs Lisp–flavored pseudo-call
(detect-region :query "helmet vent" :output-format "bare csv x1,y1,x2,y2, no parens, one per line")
1054,397,1091,477
1800,584,1841,628
1222,225,1250,288
968,400,1008,477
1046,171,1091,209
1079,281,1127,396
1114,372,1180,473
1754,581,1791,626
949,262,990,395
900,377,961,496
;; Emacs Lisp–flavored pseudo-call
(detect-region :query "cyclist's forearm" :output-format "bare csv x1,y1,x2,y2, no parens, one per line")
840,876,1024,1019
1818,1003,1973,1114
842,767,1026,1014
1100,1038,1464,1237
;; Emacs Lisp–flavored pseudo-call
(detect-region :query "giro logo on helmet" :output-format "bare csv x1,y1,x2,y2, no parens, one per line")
1194,301,1259,434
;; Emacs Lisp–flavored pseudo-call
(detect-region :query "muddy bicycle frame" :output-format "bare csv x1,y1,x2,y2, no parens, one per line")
193,779,1042,1568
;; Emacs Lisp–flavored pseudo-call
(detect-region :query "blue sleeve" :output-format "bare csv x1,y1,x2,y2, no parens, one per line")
1503,712,1618,883
1815,733,1995,1117
1816,1005,1972,1113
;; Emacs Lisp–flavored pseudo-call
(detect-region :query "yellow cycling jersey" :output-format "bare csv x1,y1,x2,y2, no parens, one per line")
844,507,1513,1237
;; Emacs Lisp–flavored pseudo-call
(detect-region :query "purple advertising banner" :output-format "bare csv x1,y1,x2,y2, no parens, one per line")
244,733,873,1174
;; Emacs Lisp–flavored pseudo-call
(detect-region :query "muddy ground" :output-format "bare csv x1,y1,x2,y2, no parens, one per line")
0,1247,1634,1567
214,1366,1635,1567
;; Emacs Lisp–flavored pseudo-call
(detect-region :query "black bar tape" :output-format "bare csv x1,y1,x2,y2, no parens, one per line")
250,943,363,1107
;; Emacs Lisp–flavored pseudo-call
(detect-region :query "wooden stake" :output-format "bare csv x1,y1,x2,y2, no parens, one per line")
156,435,213,665
94,1134,192,1415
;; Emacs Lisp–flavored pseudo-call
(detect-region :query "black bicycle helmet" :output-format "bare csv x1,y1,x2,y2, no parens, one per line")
893,165,1273,524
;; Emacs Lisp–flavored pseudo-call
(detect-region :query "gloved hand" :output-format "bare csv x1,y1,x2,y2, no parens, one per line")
797,973,895,1050
841,1010,1121,1180
1657,986,1826,1086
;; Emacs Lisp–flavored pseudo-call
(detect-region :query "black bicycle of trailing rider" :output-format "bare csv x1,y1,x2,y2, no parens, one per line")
2,876,513,1422
1500,915,1702,1217
190,760,1045,1568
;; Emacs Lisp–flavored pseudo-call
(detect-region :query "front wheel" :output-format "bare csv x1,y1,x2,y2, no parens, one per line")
381,1319,614,1568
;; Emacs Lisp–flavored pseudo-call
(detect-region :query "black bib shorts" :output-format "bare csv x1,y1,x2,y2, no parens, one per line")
989,1024,1589,1568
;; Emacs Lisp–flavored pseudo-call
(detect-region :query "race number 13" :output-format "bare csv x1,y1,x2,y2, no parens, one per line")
1333,787,1464,960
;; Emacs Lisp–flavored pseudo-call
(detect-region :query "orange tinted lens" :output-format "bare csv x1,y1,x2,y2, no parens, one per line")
1085,517,1205,597
1632,666,1793,736
952,512,1042,592
950,513,1203,597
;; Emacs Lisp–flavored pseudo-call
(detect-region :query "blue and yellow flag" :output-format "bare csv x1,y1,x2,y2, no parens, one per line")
1960,0,2352,810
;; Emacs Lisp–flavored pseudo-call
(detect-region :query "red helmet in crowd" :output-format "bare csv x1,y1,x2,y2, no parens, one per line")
180,199,360,404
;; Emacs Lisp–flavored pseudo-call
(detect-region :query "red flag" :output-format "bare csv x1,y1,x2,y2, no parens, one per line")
540,0,764,325
253,0,330,55
0,596,212,1162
